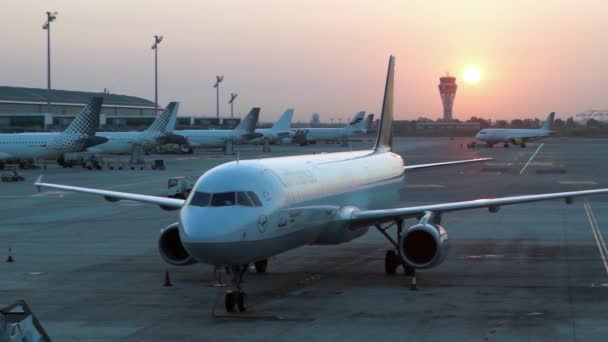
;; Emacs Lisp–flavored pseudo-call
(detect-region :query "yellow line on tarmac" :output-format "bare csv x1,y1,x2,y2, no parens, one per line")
519,143,544,175
584,200,608,276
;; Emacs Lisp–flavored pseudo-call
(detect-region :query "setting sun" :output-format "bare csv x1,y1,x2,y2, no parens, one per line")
463,66,481,84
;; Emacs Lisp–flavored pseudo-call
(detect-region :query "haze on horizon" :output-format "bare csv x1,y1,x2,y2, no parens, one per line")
2,0,607,122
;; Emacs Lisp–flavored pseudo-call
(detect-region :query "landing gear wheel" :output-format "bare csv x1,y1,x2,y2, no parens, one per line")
254,259,268,274
237,292,247,312
385,250,399,275
521,143,526,148
225,291,237,312
503,143,509,148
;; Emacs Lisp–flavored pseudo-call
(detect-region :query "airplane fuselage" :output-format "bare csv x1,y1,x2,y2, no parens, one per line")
0,132,91,160
89,131,164,154
179,149,404,265
178,129,248,148
475,128,550,145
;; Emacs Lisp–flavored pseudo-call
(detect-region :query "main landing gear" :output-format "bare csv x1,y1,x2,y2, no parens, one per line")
376,220,416,278
503,142,509,148
222,258,269,313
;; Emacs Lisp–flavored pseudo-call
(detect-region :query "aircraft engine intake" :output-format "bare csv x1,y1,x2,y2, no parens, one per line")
158,222,196,266
399,222,449,269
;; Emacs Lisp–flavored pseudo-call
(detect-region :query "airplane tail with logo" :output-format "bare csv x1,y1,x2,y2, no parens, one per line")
234,107,261,134
63,97,104,136
344,111,367,133
363,114,375,133
145,102,180,133
541,112,555,131
348,111,366,126
271,109,294,131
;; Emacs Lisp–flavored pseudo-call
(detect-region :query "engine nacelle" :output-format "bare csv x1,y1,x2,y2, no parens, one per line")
158,222,197,266
399,222,449,269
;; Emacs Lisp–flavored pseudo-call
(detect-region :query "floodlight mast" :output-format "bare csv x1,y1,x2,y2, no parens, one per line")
228,93,238,118
42,11,58,114
213,76,224,119
152,35,163,115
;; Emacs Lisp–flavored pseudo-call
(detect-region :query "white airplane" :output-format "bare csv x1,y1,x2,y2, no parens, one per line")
88,102,184,154
475,112,555,148
291,111,369,144
177,108,261,149
35,56,608,313
248,109,294,144
0,97,106,163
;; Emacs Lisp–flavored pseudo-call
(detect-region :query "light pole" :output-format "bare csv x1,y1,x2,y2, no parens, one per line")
213,76,224,119
151,35,163,115
228,93,238,118
42,11,57,114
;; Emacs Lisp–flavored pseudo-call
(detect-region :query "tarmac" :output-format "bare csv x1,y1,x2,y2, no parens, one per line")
1,136,608,341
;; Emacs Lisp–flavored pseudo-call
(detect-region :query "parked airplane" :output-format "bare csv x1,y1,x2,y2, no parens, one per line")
248,109,294,144
177,108,261,149
475,112,555,148
291,111,370,144
35,57,608,313
88,102,183,154
0,97,106,163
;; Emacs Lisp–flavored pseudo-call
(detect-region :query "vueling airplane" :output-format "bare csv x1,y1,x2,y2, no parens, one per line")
248,108,295,144
0,97,106,162
474,112,555,148
35,57,608,313
88,102,184,154
291,111,369,144
177,108,261,149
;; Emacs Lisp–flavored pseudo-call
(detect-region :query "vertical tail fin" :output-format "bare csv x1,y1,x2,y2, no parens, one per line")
145,102,180,133
541,112,555,131
63,97,104,135
271,109,294,131
374,56,395,153
364,114,375,132
234,108,261,133
348,111,366,126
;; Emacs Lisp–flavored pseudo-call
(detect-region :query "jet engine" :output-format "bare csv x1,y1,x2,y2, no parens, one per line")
399,213,449,269
158,222,196,265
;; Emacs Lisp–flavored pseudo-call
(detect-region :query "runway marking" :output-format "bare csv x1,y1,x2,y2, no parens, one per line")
583,200,608,276
559,181,598,185
519,143,544,175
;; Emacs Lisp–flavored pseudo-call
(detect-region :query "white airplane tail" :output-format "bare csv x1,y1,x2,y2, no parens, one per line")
271,109,294,131
145,102,180,133
63,97,104,136
364,114,375,133
348,111,366,126
541,112,555,131
234,108,261,134
373,56,395,153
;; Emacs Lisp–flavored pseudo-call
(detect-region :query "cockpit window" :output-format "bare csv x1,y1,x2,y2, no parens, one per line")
189,191,263,207
247,191,263,206
190,192,211,207
211,192,236,206
237,192,254,207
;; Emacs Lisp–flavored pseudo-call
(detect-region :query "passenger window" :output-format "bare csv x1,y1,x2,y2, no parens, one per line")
237,192,254,207
211,192,236,206
247,191,263,207
190,192,211,207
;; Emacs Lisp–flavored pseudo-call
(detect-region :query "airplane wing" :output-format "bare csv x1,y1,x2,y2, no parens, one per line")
350,188,608,226
34,176,184,211
404,158,492,171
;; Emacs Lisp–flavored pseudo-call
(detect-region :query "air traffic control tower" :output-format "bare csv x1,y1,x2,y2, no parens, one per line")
438,74,457,121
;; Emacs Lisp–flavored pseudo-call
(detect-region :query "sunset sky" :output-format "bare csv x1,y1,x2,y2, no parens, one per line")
2,0,607,122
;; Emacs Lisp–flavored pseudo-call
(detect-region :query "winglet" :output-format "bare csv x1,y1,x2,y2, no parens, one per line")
35,175,43,192
374,56,395,153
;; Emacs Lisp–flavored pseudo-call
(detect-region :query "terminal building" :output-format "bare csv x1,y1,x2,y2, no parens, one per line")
0,86,239,131
574,110,608,124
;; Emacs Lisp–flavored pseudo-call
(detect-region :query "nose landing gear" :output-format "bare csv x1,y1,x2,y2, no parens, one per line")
224,264,249,312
